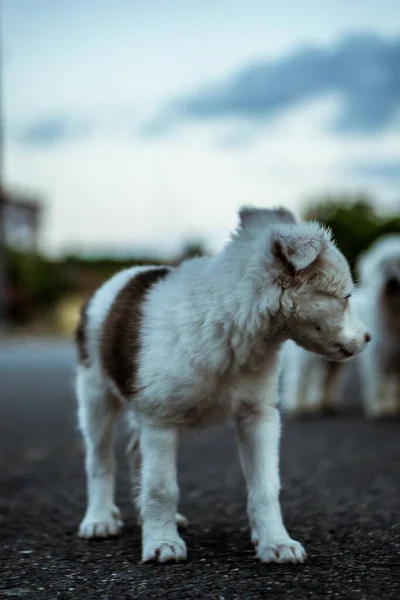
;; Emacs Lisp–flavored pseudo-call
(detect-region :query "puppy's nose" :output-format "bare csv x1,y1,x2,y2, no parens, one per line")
364,332,371,343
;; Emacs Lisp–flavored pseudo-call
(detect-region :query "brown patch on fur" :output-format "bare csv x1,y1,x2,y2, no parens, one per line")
75,300,90,366
100,268,171,397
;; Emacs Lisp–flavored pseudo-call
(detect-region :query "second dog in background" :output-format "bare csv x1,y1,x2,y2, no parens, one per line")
281,235,400,418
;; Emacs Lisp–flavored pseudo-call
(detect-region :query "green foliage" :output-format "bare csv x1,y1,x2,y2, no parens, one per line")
173,241,207,264
6,249,72,322
303,194,400,275
62,254,166,284
7,249,69,303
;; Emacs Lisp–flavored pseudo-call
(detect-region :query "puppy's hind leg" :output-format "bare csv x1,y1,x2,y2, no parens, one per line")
126,412,142,522
126,411,188,529
77,367,123,538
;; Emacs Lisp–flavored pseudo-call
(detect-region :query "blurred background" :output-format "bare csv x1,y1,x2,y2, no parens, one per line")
0,6,400,595
0,0,399,336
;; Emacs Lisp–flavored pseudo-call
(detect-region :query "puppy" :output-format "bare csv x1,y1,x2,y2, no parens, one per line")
281,234,400,418
75,207,369,564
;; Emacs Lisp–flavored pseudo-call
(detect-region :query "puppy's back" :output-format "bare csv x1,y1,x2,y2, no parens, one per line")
75,266,170,375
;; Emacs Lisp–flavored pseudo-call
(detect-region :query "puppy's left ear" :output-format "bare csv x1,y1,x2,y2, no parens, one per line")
271,225,329,275
239,206,297,230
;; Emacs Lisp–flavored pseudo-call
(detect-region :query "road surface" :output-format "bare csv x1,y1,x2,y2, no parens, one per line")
0,340,399,599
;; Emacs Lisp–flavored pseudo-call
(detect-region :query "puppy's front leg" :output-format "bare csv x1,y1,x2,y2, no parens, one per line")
140,425,187,563
236,406,306,563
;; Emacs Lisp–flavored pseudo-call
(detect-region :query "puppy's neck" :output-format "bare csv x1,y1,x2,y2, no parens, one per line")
202,248,286,372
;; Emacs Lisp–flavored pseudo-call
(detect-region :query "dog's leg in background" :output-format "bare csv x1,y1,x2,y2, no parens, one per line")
140,425,187,562
378,376,400,415
282,342,327,415
280,342,305,413
358,346,398,418
364,371,398,418
320,361,345,414
236,403,306,563
77,367,123,538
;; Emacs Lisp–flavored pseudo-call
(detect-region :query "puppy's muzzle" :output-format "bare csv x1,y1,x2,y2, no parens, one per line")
336,332,371,357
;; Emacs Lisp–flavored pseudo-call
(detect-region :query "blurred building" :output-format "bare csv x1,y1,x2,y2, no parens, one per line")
3,192,42,252
0,191,43,329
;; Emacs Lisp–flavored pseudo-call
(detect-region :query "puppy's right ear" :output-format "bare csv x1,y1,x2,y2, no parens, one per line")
270,223,330,278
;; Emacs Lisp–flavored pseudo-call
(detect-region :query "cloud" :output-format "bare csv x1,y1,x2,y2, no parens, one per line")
349,159,400,182
18,116,93,146
145,33,400,136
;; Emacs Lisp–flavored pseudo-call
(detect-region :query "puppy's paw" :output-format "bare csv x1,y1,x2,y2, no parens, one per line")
78,505,123,539
256,538,306,564
142,535,187,563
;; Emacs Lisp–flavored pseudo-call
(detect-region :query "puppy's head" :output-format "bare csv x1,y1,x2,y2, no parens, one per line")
265,216,370,361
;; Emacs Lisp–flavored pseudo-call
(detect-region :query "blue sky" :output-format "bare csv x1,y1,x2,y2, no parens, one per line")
3,0,400,255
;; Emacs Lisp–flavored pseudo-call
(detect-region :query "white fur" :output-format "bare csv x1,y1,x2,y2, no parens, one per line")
281,234,400,418
77,365,123,538
76,208,369,563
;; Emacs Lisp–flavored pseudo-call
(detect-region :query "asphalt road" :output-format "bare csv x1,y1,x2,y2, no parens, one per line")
0,340,399,600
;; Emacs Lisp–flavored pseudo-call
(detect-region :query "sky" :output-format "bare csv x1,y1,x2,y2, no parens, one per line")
3,0,400,256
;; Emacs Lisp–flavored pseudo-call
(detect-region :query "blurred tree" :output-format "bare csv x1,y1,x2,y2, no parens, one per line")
303,194,400,276
5,229,208,327
6,249,71,323
173,241,207,264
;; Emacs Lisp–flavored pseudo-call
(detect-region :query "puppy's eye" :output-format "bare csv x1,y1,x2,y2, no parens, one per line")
315,325,322,332
344,294,352,299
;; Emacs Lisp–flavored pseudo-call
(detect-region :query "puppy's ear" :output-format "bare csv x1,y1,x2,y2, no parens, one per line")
239,206,297,231
271,225,329,275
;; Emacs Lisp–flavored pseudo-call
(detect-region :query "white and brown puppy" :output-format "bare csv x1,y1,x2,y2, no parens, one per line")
75,207,369,564
281,234,400,418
